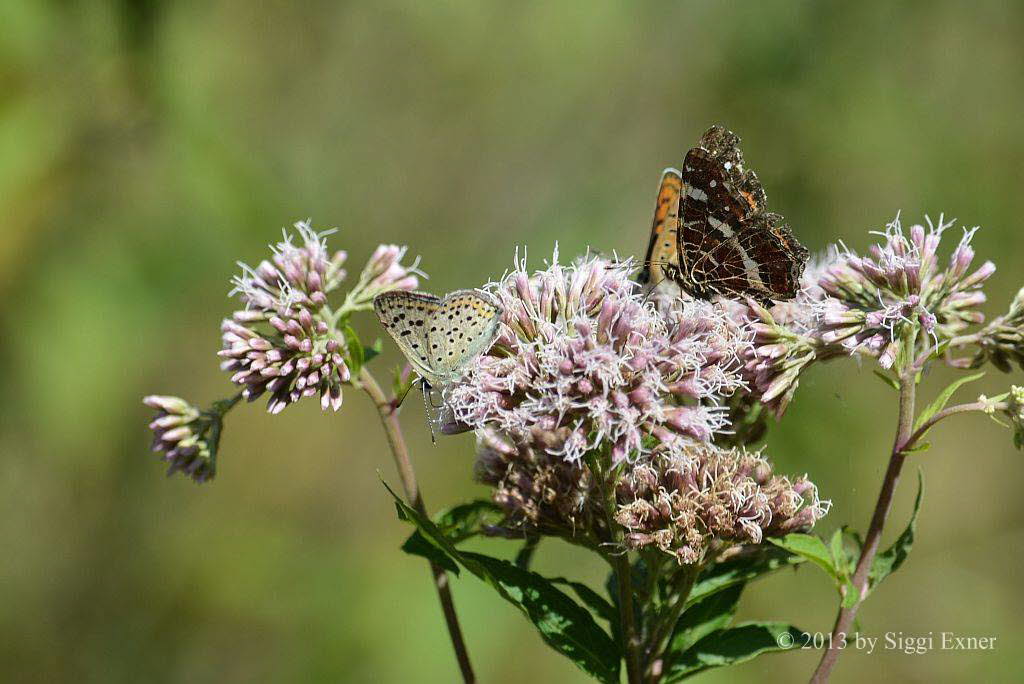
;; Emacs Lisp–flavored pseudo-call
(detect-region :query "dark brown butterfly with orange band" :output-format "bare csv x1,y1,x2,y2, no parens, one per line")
639,125,808,306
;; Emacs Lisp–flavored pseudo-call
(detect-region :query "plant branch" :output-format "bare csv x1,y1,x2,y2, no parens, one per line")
810,362,917,682
645,563,700,683
597,462,642,684
357,366,476,683
900,400,1007,453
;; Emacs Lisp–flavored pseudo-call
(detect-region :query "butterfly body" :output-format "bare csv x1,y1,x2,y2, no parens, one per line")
640,125,808,305
374,289,502,388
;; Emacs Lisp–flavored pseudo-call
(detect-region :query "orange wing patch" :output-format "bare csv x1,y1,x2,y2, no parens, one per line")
639,169,683,286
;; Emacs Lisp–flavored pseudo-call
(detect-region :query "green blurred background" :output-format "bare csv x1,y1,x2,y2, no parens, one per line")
3,1,1023,682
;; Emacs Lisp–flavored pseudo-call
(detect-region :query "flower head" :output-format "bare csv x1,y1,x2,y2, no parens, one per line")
474,428,596,535
220,221,422,413
719,254,849,418
448,249,750,465
229,220,348,314
615,443,829,564
143,395,224,482
353,244,424,307
730,214,999,418
817,214,993,368
1006,386,1024,450
965,287,1024,372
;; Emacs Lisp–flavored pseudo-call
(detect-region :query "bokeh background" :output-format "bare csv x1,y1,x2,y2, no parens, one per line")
3,1,1023,682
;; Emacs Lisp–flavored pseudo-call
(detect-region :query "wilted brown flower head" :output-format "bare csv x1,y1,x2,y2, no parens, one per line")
615,443,829,564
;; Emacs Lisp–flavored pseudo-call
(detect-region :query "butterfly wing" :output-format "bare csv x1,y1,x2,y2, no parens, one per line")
374,291,442,384
678,125,805,304
427,289,502,384
639,168,683,287
733,212,808,302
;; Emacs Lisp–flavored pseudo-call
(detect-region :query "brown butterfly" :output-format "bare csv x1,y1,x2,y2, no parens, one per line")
639,125,808,305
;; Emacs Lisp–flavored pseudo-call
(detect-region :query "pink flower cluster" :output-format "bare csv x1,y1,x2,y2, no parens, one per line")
221,221,421,413
447,250,750,465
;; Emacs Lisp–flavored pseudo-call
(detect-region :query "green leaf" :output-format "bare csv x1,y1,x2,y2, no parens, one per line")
873,370,900,391
462,553,622,682
342,324,365,373
664,622,804,681
670,584,743,654
869,470,923,592
385,482,621,683
840,578,860,609
363,337,383,364
687,545,804,607
768,533,838,582
548,577,617,626
400,500,504,572
401,528,459,574
842,525,864,553
829,529,847,575
391,365,417,406
430,500,504,543
913,372,985,433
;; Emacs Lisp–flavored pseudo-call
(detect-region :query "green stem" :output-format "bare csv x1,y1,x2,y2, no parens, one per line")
357,367,476,683
810,359,916,682
645,564,701,683
596,462,642,684
612,554,642,684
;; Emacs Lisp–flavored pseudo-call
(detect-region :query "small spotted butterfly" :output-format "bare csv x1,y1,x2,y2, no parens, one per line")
373,289,503,389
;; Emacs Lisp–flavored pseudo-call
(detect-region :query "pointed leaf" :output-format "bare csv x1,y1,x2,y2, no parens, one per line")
670,584,743,654
401,528,460,574
462,552,622,682
430,499,504,543
664,622,804,681
363,337,383,364
548,577,617,626
829,529,847,575
385,482,620,682
842,525,864,553
913,372,985,433
342,324,365,373
687,545,803,607
869,470,923,592
873,370,900,391
768,533,838,582
401,500,504,572
841,578,860,609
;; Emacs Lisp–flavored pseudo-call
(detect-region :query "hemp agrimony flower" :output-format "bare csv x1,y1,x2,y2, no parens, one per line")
219,221,422,413
143,394,237,482
962,286,1024,371
733,214,1000,417
615,443,829,564
448,249,750,465
816,214,993,368
1003,386,1024,450
474,427,596,536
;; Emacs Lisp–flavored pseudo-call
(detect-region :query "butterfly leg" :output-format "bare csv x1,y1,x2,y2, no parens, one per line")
393,373,418,407
419,379,437,445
